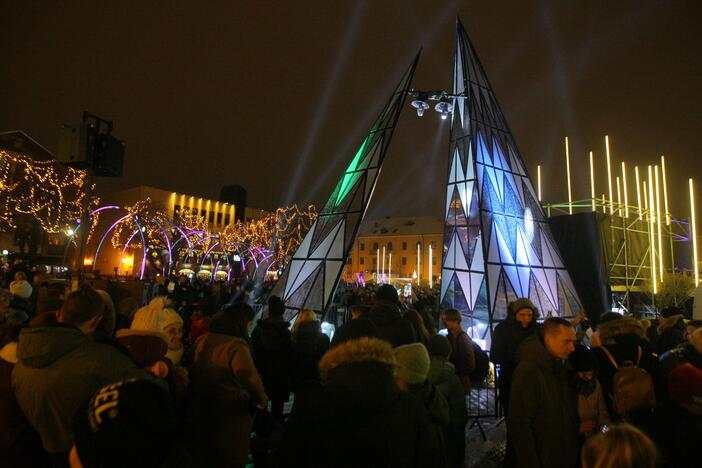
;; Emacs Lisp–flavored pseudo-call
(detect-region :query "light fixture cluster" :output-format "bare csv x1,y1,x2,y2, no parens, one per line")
408,89,464,119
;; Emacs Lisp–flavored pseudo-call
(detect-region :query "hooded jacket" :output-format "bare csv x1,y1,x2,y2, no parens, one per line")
652,314,686,356
12,325,141,453
508,334,579,468
427,358,468,467
281,338,443,468
291,320,330,388
368,302,416,347
490,302,540,392
251,316,292,397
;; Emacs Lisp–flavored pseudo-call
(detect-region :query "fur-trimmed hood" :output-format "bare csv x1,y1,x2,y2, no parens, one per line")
319,337,395,381
598,317,646,344
658,314,685,333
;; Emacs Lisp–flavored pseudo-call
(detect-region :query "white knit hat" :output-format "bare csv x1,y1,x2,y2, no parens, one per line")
9,280,32,299
394,343,430,385
131,297,181,338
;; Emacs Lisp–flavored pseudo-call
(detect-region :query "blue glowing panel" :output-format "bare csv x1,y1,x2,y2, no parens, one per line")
440,19,581,340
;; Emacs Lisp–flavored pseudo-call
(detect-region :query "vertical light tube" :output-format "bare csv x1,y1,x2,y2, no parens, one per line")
616,177,622,217
643,183,648,211
389,252,392,283
376,248,380,282
382,246,386,283
635,166,642,220
690,179,699,287
621,162,629,218
648,167,657,294
417,243,421,284
606,135,614,214
661,156,670,225
537,165,542,202
602,194,607,214
589,152,596,211
565,137,573,214
429,244,433,288
655,166,664,280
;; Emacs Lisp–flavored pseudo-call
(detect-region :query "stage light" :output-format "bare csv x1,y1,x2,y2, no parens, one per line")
67,228,75,236
1,249,8,256
411,99,430,117
635,166,642,220
661,156,670,225
589,152,596,212
621,162,629,218
434,98,453,120
690,178,699,287
565,137,573,215
655,166,664,280
606,136,614,214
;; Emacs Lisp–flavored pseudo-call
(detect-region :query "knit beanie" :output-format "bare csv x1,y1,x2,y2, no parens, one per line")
72,379,176,468
9,280,32,299
394,342,431,385
131,297,180,338
668,364,702,409
427,334,451,358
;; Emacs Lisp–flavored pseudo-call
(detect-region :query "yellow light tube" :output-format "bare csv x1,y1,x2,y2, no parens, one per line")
616,176,622,217
602,194,607,214
382,246,386,282
661,156,670,225
655,166,664,280
648,167,657,294
429,245,433,288
417,243,421,284
690,179,699,286
635,166,642,220
589,152,596,211
621,162,629,218
565,137,573,214
606,135,614,214
537,165,542,202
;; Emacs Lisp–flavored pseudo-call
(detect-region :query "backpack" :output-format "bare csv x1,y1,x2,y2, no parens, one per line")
470,342,490,384
600,345,656,417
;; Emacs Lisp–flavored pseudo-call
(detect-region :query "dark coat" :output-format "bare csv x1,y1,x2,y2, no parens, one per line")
508,335,579,468
12,325,142,454
652,314,686,356
490,314,540,402
251,316,292,399
281,360,443,468
331,318,379,346
408,380,449,468
368,303,416,347
291,321,330,388
593,318,658,419
427,359,467,468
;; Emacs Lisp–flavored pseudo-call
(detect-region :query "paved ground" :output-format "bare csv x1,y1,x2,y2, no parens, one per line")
465,417,506,467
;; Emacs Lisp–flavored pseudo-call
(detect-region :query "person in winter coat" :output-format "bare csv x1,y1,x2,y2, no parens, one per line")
188,302,268,468
131,296,185,365
394,342,449,468
568,344,610,442
508,318,579,468
0,321,47,468
652,306,687,355
12,284,143,461
441,308,475,392
331,305,380,347
427,335,468,468
251,295,292,421
280,337,444,468
592,314,657,429
367,284,416,347
291,309,330,389
490,297,540,413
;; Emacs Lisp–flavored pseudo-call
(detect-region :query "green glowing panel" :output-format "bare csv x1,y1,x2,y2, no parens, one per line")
334,135,369,208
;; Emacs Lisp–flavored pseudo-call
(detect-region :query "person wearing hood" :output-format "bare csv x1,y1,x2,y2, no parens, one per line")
367,284,416,347
568,344,610,445
652,306,687,355
290,309,330,390
11,284,142,461
490,297,540,414
251,295,292,422
508,318,579,468
592,314,657,426
280,337,443,468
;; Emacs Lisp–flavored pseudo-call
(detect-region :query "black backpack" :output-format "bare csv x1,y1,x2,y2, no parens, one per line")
470,342,490,384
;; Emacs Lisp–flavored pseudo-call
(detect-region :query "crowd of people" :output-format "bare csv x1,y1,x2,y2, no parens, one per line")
0,262,701,467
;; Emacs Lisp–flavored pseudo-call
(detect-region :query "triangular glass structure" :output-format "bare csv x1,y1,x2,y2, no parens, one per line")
440,19,582,341
272,52,421,320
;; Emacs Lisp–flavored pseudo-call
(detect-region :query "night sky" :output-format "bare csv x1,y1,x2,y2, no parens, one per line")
1,1,700,220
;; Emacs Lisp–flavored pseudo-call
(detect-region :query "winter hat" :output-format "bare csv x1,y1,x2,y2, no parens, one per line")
427,334,451,358
668,364,702,408
599,312,623,324
375,284,399,304
9,280,32,299
569,344,596,372
131,297,180,339
394,342,431,385
331,318,380,347
319,337,395,381
660,306,684,318
115,329,168,367
72,379,176,468
507,298,538,318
